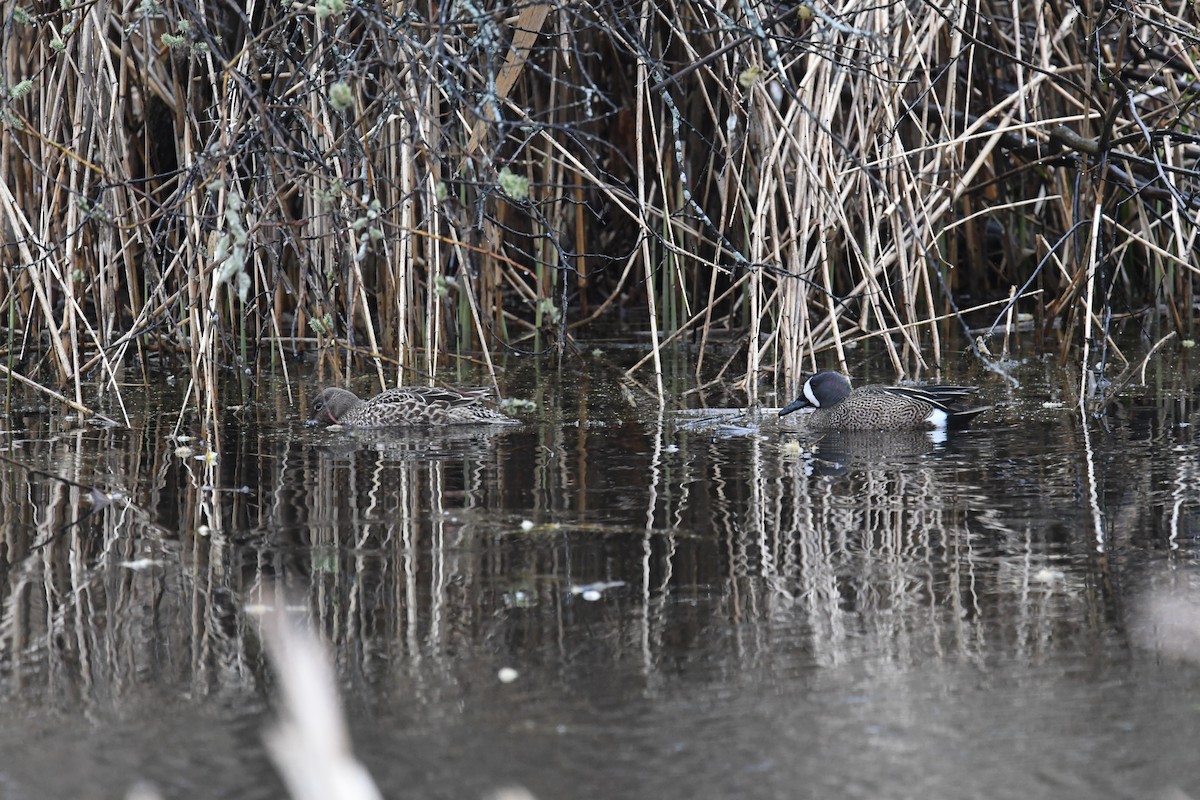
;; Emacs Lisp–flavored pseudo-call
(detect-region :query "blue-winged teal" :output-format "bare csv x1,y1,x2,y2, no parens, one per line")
309,386,518,428
779,371,988,431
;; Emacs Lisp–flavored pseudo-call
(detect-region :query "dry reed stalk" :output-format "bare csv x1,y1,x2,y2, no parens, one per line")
0,363,119,425
625,270,752,377
1002,286,1017,359
464,2,552,158
632,8,664,401
740,221,764,401
1112,220,1200,279
1079,203,1103,409
864,292,1044,348
456,267,501,390
776,127,812,383
351,249,387,393
393,124,415,382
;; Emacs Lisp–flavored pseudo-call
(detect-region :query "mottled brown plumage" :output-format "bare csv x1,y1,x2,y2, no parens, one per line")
779,371,988,431
309,386,518,428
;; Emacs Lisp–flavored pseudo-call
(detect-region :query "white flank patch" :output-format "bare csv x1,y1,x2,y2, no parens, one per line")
927,408,949,429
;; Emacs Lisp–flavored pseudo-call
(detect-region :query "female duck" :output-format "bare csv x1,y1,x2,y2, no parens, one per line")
309,386,518,428
779,371,988,432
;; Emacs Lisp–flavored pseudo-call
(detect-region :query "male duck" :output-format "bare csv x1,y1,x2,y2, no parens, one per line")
779,371,988,432
309,386,518,428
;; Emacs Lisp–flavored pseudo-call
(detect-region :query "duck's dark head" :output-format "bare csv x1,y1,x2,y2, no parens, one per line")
779,371,852,416
308,387,361,426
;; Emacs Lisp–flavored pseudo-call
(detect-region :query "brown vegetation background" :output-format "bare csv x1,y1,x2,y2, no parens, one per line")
3,0,1199,430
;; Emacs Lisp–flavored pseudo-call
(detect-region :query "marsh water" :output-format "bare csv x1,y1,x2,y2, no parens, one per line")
2,343,1200,800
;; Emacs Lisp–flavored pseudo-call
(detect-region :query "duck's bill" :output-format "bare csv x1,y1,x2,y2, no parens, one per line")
779,398,811,417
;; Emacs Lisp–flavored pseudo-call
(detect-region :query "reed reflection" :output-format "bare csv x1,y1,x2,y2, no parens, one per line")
0,367,1197,715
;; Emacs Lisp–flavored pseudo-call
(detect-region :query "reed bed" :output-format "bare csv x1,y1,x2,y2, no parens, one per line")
2,0,1198,426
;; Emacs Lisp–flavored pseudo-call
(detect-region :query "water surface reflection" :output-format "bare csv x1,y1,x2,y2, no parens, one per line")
1,356,1200,799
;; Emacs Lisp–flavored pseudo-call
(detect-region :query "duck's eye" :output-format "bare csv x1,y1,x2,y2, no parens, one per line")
313,400,324,412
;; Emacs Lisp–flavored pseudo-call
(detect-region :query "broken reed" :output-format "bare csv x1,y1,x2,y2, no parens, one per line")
1,0,1198,429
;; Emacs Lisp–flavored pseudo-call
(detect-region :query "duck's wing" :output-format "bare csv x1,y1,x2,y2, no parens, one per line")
374,386,492,409
923,385,978,401
874,384,977,411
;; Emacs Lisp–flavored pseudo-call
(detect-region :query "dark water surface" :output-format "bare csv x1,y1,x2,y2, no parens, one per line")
2,349,1200,799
